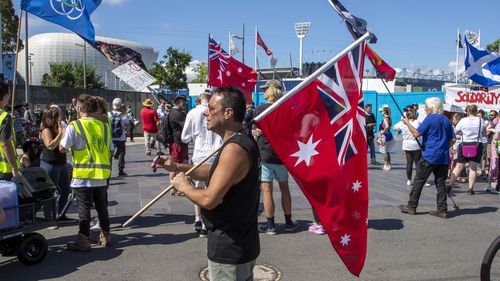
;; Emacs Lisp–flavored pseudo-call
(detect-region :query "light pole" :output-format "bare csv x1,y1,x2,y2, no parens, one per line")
28,53,34,85
295,22,311,77
75,40,87,89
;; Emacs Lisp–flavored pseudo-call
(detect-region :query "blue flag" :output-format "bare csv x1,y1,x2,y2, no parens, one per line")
21,0,102,44
464,37,500,87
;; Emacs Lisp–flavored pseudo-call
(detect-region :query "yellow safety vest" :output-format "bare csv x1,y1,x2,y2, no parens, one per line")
71,119,111,180
0,110,19,174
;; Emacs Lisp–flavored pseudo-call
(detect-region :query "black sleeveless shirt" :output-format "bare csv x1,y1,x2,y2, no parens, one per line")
202,133,261,264
41,144,67,165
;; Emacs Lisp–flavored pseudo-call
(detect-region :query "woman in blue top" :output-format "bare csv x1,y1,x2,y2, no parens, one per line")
378,106,395,170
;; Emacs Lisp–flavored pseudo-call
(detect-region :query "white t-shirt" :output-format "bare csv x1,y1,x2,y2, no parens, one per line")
455,116,486,142
393,119,422,151
181,103,223,164
60,117,114,188
108,111,128,141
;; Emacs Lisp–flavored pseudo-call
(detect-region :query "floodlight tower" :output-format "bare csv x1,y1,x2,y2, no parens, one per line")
295,22,311,77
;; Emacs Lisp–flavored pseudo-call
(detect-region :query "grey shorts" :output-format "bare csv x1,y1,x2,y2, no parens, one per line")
208,259,256,281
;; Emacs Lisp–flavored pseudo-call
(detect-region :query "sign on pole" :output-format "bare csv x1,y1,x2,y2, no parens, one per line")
111,61,156,91
445,84,500,111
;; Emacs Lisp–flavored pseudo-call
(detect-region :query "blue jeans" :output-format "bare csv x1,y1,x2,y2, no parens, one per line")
40,161,71,214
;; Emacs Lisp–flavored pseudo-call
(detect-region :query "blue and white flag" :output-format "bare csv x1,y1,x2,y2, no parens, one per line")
21,0,102,44
465,37,500,87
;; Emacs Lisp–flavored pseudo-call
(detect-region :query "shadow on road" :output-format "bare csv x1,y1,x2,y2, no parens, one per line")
368,218,404,231
448,206,498,218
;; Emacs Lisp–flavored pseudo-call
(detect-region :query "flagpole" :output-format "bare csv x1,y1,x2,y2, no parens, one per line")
455,28,459,83
254,26,258,103
207,33,210,89
24,11,29,104
242,23,245,63
11,11,23,116
254,32,370,122
228,31,231,53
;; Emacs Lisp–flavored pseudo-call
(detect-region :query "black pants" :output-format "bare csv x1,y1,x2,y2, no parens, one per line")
405,150,422,180
113,140,126,173
73,186,110,236
129,124,135,141
408,159,448,212
367,137,376,162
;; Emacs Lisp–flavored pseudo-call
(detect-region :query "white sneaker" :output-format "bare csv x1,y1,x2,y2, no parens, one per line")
424,183,431,187
406,180,412,186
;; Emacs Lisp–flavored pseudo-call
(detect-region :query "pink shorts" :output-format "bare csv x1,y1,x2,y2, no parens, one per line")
169,143,188,163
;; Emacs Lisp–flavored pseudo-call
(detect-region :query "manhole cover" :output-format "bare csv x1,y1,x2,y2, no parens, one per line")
200,263,282,281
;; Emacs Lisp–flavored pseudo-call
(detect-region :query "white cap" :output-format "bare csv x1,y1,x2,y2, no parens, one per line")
112,98,123,109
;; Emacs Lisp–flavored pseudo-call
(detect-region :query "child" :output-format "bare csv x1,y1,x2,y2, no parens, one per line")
20,140,41,168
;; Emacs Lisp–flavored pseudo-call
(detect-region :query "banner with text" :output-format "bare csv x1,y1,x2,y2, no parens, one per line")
445,84,500,111
112,61,156,91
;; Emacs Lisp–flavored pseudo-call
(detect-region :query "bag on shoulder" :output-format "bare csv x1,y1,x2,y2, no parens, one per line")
461,142,478,158
111,113,124,139
156,112,174,145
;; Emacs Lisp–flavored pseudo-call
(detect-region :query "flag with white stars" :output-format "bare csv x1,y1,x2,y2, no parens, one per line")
256,38,368,276
208,36,257,103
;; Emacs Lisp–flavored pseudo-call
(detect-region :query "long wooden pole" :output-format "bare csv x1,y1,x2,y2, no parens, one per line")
11,11,23,115
121,145,222,227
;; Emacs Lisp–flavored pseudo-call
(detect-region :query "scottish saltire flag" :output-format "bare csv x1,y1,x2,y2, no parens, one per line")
21,0,102,44
255,34,368,276
464,38,500,87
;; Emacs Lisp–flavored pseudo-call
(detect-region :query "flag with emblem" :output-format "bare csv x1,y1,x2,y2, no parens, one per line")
208,36,257,104
21,0,102,44
254,34,369,276
365,45,395,82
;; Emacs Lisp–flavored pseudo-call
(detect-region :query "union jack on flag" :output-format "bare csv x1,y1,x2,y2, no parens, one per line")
316,44,366,165
209,37,230,71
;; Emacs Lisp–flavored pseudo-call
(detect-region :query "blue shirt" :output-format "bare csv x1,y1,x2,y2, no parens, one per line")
417,114,455,165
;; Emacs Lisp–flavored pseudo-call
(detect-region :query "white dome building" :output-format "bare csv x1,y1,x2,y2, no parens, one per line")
17,33,159,90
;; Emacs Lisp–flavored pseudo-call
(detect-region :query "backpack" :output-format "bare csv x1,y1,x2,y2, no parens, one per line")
111,112,124,139
157,112,174,145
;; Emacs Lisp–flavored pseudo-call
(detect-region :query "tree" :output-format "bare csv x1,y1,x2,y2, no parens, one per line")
41,61,103,89
486,39,500,53
192,62,208,83
149,47,192,91
1,1,24,53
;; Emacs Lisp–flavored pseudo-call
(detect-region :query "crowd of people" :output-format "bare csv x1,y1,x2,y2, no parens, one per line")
3,76,500,279
365,98,500,219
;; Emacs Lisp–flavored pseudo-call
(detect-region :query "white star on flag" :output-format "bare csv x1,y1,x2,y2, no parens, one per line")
242,82,246,87
226,71,231,77
352,210,361,220
340,233,351,246
237,67,243,73
290,134,321,167
351,180,362,192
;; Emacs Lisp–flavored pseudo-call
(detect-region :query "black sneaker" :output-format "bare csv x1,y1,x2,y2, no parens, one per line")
258,224,277,235
467,189,475,195
199,229,207,238
146,152,151,156
399,205,416,215
118,171,128,177
285,220,299,232
194,221,202,233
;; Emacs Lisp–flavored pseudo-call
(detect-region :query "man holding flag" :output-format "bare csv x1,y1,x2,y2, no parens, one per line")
158,87,261,281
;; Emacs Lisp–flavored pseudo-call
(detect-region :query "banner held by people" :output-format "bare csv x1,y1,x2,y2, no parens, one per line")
21,0,102,44
445,84,500,111
254,33,370,277
464,38,500,87
208,36,257,104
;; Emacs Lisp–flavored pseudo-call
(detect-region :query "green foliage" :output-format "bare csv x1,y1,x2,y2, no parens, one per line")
149,47,192,91
485,39,500,53
0,1,24,53
41,62,103,89
192,62,208,83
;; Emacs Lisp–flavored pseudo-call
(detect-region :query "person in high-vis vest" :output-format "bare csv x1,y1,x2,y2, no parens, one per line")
60,94,114,252
0,81,19,181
